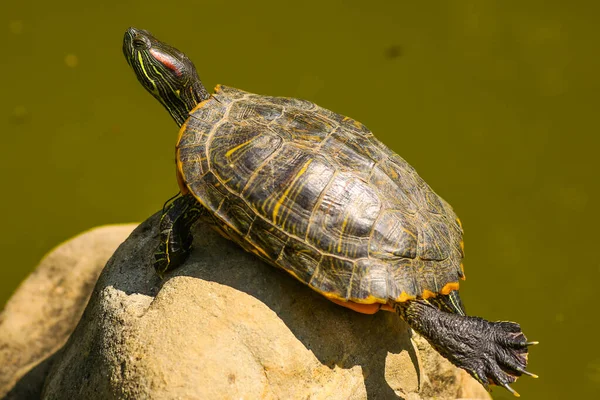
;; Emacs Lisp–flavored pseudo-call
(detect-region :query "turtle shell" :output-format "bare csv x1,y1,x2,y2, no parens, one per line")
176,85,465,304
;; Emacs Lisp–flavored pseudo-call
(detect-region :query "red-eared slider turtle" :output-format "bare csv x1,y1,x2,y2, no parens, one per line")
123,27,537,396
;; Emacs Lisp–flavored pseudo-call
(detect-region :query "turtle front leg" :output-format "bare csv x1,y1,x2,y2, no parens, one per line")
155,193,207,276
396,301,537,396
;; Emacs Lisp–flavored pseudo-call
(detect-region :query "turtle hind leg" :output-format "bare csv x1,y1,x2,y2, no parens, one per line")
154,193,207,276
396,301,537,396
425,290,466,316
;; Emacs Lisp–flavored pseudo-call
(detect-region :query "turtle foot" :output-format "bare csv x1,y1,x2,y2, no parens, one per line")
461,320,537,397
397,301,537,397
154,194,205,276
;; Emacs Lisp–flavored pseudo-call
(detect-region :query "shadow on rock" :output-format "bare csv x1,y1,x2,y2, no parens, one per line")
169,218,419,399
41,213,485,399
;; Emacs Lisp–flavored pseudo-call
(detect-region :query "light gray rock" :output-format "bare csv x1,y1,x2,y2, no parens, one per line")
0,225,136,399
4,213,491,399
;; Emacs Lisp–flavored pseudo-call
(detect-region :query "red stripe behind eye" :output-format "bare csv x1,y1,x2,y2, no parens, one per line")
149,49,182,76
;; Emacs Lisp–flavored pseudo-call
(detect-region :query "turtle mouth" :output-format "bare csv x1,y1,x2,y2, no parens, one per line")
122,28,136,64
122,28,156,95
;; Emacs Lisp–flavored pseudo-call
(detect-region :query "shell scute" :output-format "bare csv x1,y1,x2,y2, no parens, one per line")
369,210,418,260
321,130,376,180
246,216,289,261
309,255,355,300
305,173,380,259
277,236,322,284
240,145,328,237
228,99,284,123
349,259,389,301
209,123,283,194
417,216,452,261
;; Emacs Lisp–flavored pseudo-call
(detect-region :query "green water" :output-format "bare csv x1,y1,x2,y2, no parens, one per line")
1,1,598,398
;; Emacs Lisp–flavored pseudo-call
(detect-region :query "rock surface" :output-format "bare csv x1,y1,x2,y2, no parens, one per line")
0,225,136,399
3,213,490,399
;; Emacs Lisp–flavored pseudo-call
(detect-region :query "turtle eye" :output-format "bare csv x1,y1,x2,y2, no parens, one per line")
133,36,150,49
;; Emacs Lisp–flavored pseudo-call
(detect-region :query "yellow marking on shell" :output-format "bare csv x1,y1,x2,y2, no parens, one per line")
295,133,323,143
387,167,399,179
282,267,305,286
459,240,465,252
319,290,349,302
395,291,417,302
349,294,386,304
211,225,232,240
176,95,214,192
185,95,215,118
422,290,437,299
225,139,254,159
250,246,269,258
176,169,189,195
282,172,312,236
402,227,417,239
272,159,313,224
460,263,466,280
329,298,382,314
342,115,364,129
440,281,460,295
337,214,350,253
456,217,463,229
175,120,190,194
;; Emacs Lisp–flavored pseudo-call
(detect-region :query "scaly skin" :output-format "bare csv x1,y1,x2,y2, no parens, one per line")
154,194,206,276
397,300,537,396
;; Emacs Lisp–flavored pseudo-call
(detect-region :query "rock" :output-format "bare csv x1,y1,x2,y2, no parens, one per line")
0,225,136,399
4,213,491,399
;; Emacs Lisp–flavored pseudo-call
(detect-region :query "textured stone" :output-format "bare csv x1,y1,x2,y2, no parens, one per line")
0,225,136,399
3,213,490,399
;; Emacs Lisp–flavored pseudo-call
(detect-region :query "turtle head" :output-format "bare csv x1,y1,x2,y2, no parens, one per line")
123,27,210,126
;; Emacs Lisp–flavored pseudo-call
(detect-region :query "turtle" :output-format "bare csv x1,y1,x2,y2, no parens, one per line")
123,27,537,396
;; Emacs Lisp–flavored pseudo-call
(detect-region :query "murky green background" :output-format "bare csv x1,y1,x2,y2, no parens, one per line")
1,1,598,398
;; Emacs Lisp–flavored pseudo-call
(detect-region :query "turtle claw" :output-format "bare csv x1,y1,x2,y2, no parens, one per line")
511,337,538,349
501,383,520,397
451,320,533,394
516,366,538,378
398,303,536,397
